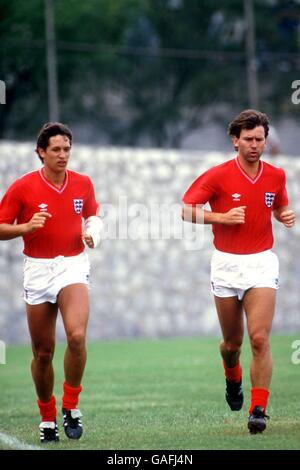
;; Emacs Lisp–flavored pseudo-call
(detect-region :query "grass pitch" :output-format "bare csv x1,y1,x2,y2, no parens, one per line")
0,335,299,450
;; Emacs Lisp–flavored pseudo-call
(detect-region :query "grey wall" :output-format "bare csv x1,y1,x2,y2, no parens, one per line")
0,142,299,344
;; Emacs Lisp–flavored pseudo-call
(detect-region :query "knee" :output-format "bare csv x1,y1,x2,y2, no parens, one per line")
223,340,242,354
34,347,54,365
249,332,270,355
67,331,86,352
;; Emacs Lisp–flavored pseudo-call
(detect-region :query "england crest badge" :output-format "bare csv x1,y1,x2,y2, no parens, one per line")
265,192,275,208
73,199,83,214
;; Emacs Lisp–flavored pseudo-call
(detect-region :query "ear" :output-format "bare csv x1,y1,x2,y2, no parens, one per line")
232,136,239,151
36,147,45,161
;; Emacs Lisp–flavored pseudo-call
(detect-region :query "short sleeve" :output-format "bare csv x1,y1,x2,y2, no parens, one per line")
82,177,100,218
182,169,217,206
273,170,289,210
0,182,23,223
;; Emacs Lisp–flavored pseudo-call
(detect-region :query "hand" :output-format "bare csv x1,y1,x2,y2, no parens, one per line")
279,209,295,228
83,232,94,248
26,212,52,233
219,206,246,225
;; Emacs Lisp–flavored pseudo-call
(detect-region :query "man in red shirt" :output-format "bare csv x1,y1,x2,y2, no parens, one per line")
182,109,295,434
0,122,102,443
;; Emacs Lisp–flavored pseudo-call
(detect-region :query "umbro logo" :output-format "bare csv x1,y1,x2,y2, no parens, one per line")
38,203,48,212
232,193,241,201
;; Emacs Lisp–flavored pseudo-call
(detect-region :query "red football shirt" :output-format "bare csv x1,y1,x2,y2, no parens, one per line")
0,168,100,258
182,157,288,254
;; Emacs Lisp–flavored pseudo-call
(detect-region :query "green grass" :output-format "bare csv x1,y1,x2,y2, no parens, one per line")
0,335,299,450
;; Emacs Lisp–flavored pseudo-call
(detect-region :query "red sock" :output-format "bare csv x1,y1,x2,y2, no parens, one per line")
223,361,242,383
62,381,82,410
37,395,57,422
249,387,270,414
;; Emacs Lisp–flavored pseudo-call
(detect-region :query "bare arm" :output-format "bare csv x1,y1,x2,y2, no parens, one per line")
0,212,52,240
0,223,29,240
273,206,295,228
182,205,246,225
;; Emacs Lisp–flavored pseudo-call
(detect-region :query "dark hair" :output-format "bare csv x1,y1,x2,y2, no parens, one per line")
228,109,269,139
36,122,72,162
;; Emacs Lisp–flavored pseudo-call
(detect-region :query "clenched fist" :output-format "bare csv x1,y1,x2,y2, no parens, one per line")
279,209,295,228
82,232,94,248
219,206,246,225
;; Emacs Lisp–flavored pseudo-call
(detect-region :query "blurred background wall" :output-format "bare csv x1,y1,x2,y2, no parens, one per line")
1,0,300,343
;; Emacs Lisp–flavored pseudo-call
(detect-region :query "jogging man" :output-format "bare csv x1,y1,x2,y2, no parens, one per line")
0,123,102,443
182,109,295,434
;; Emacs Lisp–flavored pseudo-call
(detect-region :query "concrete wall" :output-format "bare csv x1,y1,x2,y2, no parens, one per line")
0,141,299,344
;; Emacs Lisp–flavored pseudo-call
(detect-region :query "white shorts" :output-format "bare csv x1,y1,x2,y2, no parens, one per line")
23,252,90,305
210,249,279,301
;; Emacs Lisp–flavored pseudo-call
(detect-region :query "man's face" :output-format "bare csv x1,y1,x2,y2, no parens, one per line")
232,126,266,163
38,134,71,172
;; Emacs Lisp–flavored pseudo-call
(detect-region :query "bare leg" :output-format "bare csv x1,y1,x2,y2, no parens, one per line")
214,295,244,367
57,284,89,387
243,288,276,389
26,302,58,402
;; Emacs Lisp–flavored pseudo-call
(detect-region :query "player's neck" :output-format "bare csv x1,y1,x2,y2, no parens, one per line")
42,166,66,188
237,155,261,178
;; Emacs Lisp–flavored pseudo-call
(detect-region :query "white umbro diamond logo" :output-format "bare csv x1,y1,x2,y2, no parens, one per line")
232,193,241,201
38,203,48,212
